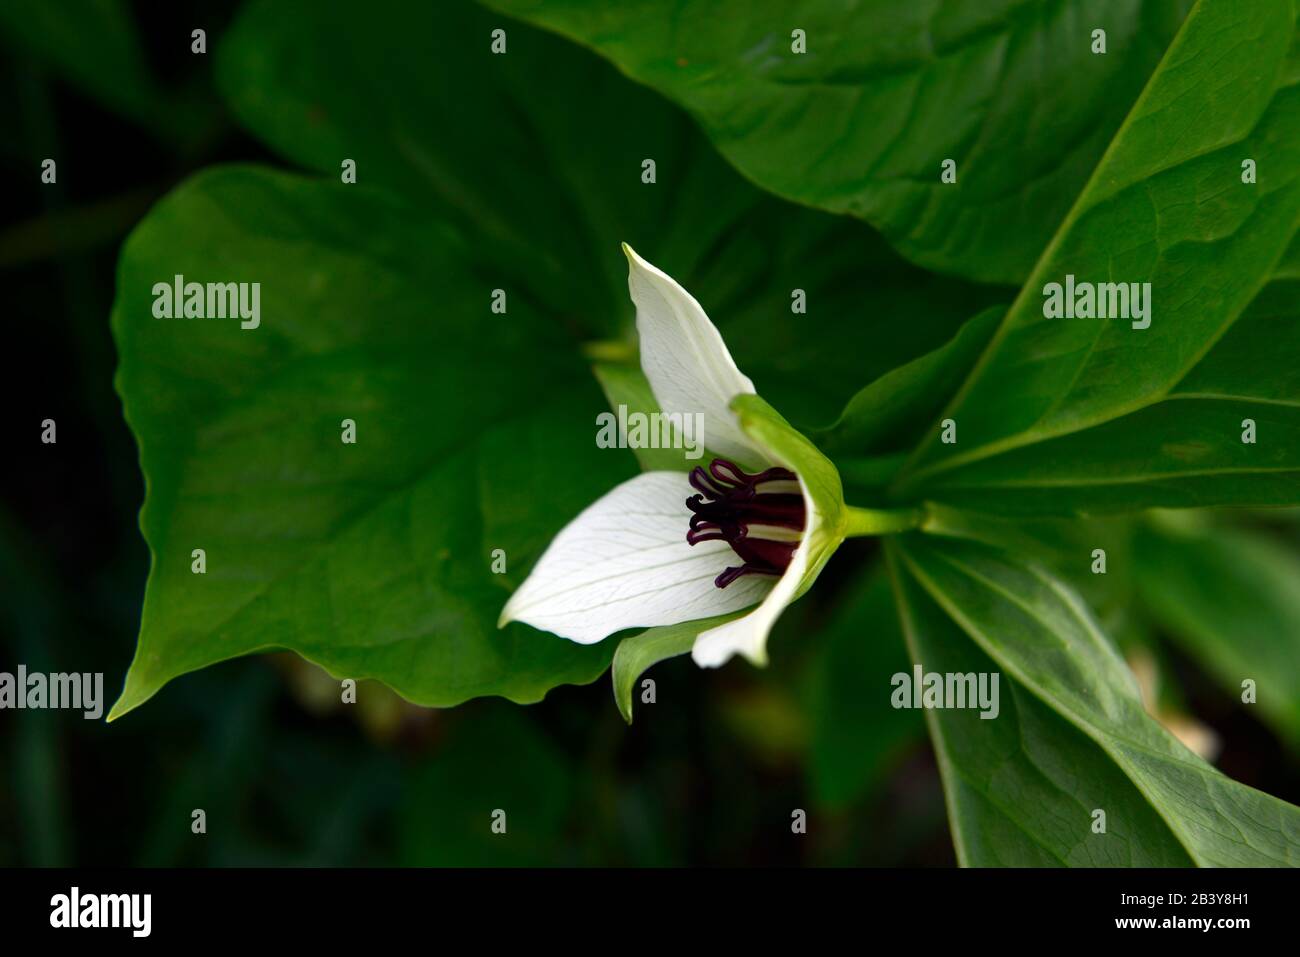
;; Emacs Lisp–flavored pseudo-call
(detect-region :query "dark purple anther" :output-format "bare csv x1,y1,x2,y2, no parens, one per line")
685,458,806,589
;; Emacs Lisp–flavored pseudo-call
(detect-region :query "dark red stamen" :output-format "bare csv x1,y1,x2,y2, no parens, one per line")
685,457,806,588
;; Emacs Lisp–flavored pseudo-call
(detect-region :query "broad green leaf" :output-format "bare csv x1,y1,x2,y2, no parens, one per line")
108,166,627,718
816,305,1003,458
218,0,1004,426
895,1,1300,513
611,611,744,723
920,505,1144,647
807,569,923,809
485,0,1193,283
1134,515,1300,750
894,534,1300,865
888,555,1193,865
897,270,1300,512
698,221,1006,428
218,0,731,334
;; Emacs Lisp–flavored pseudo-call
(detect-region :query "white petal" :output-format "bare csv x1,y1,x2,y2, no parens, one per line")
623,244,761,466
690,539,807,669
500,471,772,644
692,473,818,668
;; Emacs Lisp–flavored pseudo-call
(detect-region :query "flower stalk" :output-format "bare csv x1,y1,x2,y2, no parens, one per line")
842,503,926,538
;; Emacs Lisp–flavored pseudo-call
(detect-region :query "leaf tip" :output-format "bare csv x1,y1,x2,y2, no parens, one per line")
105,695,135,723
105,667,162,723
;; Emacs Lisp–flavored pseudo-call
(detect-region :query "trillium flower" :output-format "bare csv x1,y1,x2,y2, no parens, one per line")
500,245,914,670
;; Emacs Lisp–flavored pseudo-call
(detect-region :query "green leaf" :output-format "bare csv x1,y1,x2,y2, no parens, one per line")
816,305,1003,458
1134,515,1300,750
895,1,1300,513
899,270,1300,512
807,569,923,809
218,0,720,335
485,0,1194,283
888,555,1193,865
920,506,1145,648
611,611,744,723
217,0,1003,428
893,534,1300,866
108,166,627,719
700,222,1006,428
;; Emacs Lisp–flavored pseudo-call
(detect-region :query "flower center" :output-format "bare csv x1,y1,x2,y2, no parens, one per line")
685,458,807,589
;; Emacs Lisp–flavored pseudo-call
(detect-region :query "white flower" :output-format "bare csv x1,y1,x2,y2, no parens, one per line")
499,245,844,668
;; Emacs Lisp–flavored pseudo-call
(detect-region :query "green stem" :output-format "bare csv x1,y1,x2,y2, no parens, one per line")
842,503,925,538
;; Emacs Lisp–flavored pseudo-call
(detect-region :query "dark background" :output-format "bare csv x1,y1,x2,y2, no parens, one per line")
1,1,1295,867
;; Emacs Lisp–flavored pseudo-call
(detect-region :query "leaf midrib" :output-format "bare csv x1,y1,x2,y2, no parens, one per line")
898,542,1297,866
894,1,1299,491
